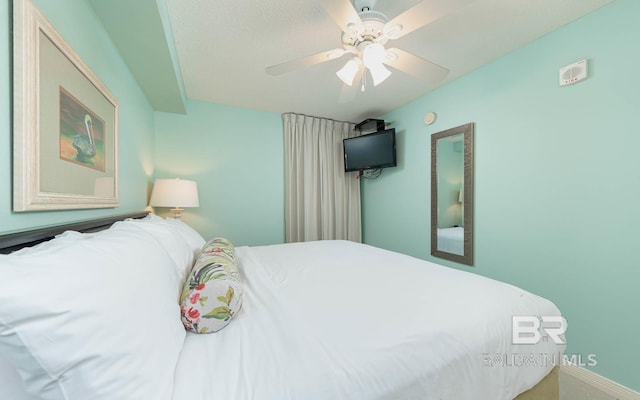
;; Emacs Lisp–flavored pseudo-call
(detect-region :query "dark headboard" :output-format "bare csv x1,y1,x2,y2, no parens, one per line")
0,212,149,254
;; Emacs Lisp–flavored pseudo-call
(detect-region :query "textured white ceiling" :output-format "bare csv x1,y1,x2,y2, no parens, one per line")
166,0,613,122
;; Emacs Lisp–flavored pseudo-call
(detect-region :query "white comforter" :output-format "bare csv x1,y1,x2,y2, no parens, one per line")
172,240,564,400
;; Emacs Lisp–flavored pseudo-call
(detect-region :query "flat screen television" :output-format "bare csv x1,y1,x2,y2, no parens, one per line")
343,128,397,172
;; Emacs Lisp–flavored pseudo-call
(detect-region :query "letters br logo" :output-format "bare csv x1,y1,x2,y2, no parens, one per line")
512,316,567,345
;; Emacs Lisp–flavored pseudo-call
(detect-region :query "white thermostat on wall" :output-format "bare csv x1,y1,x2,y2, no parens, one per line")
559,60,588,86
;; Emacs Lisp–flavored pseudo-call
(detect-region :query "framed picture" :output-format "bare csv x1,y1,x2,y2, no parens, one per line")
13,0,119,211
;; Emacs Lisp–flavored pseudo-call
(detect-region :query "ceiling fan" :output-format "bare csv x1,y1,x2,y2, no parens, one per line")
265,0,474,93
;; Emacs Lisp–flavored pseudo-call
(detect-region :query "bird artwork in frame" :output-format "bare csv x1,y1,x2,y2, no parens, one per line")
59,87,106,172
13,0,119,211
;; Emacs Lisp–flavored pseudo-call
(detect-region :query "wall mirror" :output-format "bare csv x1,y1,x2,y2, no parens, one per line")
431,123,474,265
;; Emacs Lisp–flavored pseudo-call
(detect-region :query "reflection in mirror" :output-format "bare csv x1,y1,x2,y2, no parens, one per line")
436,133,464,255
431,123,474,265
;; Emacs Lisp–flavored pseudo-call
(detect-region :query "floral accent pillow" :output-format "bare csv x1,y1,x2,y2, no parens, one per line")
180,238,243,333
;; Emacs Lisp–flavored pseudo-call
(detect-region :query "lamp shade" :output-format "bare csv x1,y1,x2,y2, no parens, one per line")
368,62,391,86
336,59,360,86
150,178,199,208
362,43,386,69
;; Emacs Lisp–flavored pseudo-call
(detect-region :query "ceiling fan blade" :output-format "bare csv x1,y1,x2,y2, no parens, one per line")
338,66,364,103
384,0,475,40
266,48,347,76
384,48,449,84
320,0,364,35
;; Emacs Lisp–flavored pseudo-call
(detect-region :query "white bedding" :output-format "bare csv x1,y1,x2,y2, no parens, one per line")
173,240,564,400
437,226,464,255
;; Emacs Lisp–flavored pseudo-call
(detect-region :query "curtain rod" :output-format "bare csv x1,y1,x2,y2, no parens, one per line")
281,112,357,126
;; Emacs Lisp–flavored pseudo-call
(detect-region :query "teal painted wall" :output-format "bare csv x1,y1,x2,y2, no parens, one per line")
363,0,639,391
0,0,155,233
154,100,284,245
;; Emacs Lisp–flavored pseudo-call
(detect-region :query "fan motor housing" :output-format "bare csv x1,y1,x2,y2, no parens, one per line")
354,0,377,12
341,4,389,47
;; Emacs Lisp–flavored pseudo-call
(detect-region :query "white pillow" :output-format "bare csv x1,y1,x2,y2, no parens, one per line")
127,214,195,291
164,217,206,255
0,221,186,400
0,353,35,400
9,230,91,256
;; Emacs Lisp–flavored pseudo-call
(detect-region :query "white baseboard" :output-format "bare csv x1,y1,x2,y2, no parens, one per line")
561,364,640,400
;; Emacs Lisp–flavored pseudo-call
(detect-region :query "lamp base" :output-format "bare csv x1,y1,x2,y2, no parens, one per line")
170,207,184,219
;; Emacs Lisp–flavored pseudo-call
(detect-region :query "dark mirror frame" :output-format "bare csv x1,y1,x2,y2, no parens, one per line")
430,123,474,266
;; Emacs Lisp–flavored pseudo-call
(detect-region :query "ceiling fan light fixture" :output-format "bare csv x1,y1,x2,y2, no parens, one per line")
368,62,391,86
362,42,386,68
267,0,460,96
337,59,361,86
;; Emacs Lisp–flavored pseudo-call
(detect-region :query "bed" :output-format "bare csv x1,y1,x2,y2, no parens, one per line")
437,226,464,255
0,213,564,400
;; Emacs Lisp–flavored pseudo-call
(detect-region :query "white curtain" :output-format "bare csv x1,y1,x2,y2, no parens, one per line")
283,113,361,243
